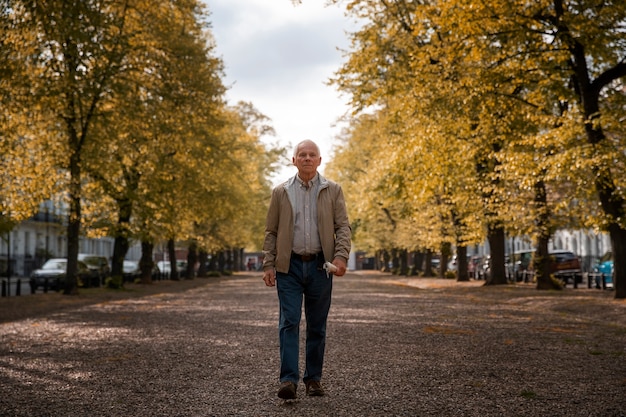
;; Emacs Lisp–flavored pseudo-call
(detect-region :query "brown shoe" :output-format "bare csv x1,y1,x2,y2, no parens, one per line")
277,381,297,399
305,380,324,396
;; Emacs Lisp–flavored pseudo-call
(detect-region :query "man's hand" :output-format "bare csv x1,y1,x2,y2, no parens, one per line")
263,269,276,287
332,258,348,277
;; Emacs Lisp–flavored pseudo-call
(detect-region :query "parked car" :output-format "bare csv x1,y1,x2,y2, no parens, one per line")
30,258,92,291
506,250,534,280
123,260,159,282
447,254,470,271
448,254,484,279
157,260,188,274
488,250,581,283
549,250,582,284
593,251,614,288
78,253,110,286
123,260,141,282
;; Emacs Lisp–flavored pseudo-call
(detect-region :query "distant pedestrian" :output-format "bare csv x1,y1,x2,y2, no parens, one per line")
262,139,351,399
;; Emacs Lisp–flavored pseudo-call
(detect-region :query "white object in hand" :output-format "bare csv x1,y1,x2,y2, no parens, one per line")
323,262,338,273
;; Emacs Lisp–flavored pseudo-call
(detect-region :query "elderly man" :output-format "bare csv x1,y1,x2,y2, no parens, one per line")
262,139,351,399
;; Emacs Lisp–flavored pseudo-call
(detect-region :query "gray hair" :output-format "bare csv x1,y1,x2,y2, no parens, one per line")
293,140,320,158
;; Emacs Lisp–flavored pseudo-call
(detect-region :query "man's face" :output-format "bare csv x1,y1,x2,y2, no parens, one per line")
293,142,321,179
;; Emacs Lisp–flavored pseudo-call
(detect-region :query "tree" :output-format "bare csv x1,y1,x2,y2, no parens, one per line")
544,2,626,298
327,0,510,281
430,0,626,295
329,0,626,297
81,0,228,285
3,0,154,294
1,0,284,290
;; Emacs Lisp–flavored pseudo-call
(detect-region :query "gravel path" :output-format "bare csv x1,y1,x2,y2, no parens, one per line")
0,272,625,417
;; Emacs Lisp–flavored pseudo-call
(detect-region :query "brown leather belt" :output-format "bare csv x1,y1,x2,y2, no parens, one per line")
292,252,321,262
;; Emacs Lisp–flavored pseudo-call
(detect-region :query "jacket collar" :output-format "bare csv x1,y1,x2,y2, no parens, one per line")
284,173,329,190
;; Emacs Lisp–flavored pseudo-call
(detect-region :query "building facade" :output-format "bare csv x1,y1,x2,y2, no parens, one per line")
1,203,114,278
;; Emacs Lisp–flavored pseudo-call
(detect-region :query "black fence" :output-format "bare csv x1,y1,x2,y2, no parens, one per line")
1,277,30,297
1,269,179,298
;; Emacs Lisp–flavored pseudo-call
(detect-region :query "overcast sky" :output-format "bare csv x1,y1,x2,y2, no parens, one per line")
205,0,356,179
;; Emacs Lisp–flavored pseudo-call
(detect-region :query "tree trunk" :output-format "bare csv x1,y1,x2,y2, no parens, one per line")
208,252,216,271
234,248,243,272
111,198,132,281
533,179,560,290
226,249,233,271
139,241,154,284
64,148,81,295
168,238,179,280
65,213,81,295
217,250,226,272
381,249,391,272
391,248,400,274
534,237,557,290
197,250,209,277
589,163,626,297
423,250,433,277
485,224,506,285
456,245,469,282
609,224,626,298
413,251,424,274
566,31,626,298
440,241,452,278
185,242,197,280
399,249,408,276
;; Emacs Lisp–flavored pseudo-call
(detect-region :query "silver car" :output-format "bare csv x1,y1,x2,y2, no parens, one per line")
30,258,92,291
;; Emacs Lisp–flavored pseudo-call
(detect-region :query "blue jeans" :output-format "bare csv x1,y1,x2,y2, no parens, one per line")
276,256,333,385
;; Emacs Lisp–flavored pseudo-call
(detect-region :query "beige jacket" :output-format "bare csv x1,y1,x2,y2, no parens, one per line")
263,174,351,273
